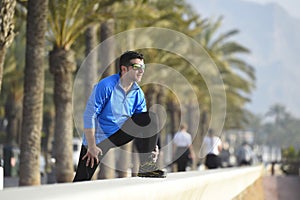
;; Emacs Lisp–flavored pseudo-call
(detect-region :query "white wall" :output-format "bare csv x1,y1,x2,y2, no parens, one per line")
0,167,3,190
0,166,262,200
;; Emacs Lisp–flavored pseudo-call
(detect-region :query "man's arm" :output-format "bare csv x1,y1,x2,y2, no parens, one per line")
82,86,103,168
217,138,222,153
189,144,196,161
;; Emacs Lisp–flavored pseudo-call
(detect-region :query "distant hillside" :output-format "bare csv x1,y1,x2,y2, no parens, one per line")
187,0,300,117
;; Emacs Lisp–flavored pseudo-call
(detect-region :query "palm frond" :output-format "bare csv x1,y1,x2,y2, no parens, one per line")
47,0,107,49
210,29,239,50
220,42,250,55
227,58,256,81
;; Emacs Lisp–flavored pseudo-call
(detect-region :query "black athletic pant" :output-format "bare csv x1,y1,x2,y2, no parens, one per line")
73,112,159,182
205,154,221,169
175,147,190,172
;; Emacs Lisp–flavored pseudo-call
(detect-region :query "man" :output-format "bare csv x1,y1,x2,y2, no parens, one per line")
173,123,195,171
73,51,166,182
236,141,253,166
202,129,222,169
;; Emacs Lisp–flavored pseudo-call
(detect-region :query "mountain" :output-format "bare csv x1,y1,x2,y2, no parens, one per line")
187,0,300,118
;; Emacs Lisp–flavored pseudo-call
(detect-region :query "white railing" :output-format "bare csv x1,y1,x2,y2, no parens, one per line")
0,165,262,200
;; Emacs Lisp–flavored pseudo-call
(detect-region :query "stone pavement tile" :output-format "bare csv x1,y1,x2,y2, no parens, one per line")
263,175,278,200
263,175,300,200
276,176,300,200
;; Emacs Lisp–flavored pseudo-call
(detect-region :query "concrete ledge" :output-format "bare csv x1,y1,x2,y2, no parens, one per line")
0,167,3,190
0,165,263,200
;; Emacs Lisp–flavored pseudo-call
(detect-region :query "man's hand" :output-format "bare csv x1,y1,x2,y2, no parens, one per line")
82,145,103,168
151,145,159,162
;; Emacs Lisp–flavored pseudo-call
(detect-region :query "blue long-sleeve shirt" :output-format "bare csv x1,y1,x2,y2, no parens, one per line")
82,74,147,146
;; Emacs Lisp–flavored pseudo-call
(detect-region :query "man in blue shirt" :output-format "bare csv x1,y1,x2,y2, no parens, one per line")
73,51,166,181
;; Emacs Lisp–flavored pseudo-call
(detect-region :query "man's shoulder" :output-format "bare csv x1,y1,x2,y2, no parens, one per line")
203,136,209,140
185,132,192,138
97,74,119,88
203,136,210,143
101,74,119,83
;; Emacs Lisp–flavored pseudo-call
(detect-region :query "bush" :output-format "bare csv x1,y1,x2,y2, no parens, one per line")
280,146,300,175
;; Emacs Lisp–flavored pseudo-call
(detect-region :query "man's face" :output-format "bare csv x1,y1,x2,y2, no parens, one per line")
124,58,145,82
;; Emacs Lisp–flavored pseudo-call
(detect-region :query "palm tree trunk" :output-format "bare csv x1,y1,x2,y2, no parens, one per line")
168,99,180,136
167,98,180,172
156,86,167,168
49,48,76,183
5,93,22,145
197,109,209,161
200,109,209,140
115,143,131,178
0,48,7,92
97,20,117,179
19,0,48,186
100,19,116,78
43,109,55,174
85,25,98,99
97,150,116,179
186,102,199,170
0,0,16,93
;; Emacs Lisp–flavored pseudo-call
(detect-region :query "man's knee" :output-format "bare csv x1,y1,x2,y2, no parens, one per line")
132,112,158,127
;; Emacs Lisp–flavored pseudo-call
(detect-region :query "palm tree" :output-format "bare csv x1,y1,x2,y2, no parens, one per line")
1,28,25,175
48,0,117,182
19,0,48,186
0,0,16,93
1,3,27,146
266,104,288,124
197,17,255,130
100,19,116,78
84,25,99,100
98,19,119,179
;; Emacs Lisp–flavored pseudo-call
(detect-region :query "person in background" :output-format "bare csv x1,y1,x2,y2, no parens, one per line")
202,129,222,169
236,141,253,166
173,123,195,171
73,51,166,182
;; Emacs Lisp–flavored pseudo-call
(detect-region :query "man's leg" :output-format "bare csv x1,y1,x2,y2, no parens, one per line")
129,112,158,151
97,112,159,159
73,130,135,182
124,112,166,177
74,112,165,181
177,156,186,172
73,145,99,182
99,112,158,164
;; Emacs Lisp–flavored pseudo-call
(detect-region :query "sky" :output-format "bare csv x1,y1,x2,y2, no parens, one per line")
244,0,300,19
186,0,300,118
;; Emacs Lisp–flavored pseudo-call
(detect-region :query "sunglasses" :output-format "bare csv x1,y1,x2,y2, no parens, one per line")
130,63,146,70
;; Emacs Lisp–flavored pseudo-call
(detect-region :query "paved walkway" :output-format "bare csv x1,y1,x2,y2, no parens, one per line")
262,164,300,200
263,175,300,200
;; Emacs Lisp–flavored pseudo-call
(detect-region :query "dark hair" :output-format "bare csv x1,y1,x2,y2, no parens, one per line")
119,51,144,71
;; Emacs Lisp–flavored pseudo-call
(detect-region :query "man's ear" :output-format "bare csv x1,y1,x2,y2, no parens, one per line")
120,65,128,73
